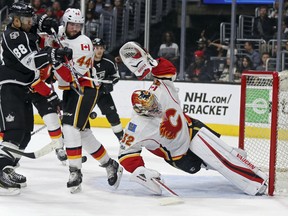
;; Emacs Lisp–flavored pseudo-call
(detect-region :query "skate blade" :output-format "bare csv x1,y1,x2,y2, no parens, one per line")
159,197,184,206
113,166,123,189
70,185,82,194
19,182,27,188
0,187,21,196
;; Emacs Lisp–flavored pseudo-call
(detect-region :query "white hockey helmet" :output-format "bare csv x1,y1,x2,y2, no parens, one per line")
119,42,158,80
62,8,84,29
131,90,162,117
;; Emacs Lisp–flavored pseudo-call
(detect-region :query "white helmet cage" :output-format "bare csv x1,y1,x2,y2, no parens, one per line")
119,42,158,80
62,8,84,30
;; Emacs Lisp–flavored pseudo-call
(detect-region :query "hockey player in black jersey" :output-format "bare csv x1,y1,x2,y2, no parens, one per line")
92,38,124,141
0,2,72,195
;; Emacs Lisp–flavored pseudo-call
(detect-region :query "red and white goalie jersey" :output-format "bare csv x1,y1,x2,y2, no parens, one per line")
119,58,191,173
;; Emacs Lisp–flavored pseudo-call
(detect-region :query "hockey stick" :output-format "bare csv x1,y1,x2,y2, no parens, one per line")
2,140,61,159
151,178,184,206
2,142,88,163
31,124,47,136
50,28,83,96
75,74,113,84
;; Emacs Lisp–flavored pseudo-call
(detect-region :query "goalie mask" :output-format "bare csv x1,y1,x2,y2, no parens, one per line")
119,42,158,80
131,90,162,117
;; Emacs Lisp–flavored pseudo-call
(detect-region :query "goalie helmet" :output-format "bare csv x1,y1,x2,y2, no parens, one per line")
9,2,34,17
62,8,84,30
131,90,162,117
119,42,158,80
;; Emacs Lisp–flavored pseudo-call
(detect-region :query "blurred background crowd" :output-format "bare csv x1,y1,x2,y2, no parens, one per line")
1,0,288,82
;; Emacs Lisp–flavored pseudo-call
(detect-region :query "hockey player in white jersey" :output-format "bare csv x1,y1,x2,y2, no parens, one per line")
53,8,123,193
118,42,268,196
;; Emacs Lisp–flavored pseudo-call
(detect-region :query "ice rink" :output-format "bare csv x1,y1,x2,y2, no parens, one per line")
0,126,288,216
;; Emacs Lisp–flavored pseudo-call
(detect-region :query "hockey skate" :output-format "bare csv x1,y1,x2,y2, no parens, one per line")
0,170,21,196
67,167,82,194
101,158,123,189
55,148,67,165
3,167,27,188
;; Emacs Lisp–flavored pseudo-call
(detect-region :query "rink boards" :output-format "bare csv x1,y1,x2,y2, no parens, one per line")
34,81,241,136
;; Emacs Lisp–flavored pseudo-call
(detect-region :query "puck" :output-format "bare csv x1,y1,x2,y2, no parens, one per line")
89,112,97,119
82,156,87,163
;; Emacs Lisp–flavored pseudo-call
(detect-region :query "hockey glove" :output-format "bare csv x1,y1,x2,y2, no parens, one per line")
55,47,73,62
130,166,162,195
45,47,73,65
38,14,59,34
47,92,62,109
100,76,119,93
101,83,113,94
110,77,119,85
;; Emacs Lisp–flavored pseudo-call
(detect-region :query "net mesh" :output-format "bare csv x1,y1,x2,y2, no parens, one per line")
243,71,288,194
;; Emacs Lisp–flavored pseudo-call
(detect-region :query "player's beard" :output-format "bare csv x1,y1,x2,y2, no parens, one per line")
66,30,81,38
66,31,81,39
21,24,32,32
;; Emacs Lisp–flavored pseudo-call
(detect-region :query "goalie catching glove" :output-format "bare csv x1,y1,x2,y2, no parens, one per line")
130,166,162,195
119,42,158,80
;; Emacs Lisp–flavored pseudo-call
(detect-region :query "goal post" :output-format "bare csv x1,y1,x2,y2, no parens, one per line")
239,70,288,196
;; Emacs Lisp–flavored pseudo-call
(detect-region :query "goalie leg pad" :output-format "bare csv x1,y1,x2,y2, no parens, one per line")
130,166,162,195
190,127,268,195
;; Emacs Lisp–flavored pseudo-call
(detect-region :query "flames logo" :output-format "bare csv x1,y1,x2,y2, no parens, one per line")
159,109,182,139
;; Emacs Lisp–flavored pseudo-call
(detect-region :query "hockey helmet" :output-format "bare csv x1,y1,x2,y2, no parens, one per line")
92,38,106,48
119,42,158,80
131,90,162,117
9,2,34,17
62,8,84,30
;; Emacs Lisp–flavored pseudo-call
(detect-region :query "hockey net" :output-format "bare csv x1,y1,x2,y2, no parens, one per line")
239,71,288,196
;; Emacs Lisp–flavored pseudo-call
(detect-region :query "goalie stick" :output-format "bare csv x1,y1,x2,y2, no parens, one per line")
151,178,184,206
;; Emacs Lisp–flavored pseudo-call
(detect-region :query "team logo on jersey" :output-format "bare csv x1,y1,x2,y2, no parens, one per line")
128,122,137,132
160,109,182,139
5,114,15,122
97,70,105,79
81,43,90,51
10,32,19,39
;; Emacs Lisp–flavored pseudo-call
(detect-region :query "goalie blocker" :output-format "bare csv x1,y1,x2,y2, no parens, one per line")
190,127,268,196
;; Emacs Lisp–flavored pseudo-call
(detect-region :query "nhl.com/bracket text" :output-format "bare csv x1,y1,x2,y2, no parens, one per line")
182,92,232,116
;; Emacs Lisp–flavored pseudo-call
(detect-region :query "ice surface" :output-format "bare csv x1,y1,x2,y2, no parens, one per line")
0,126,288,216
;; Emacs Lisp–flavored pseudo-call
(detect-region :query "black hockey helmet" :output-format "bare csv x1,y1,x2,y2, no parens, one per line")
92,38,106,47
9,2,34,17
